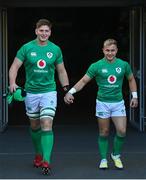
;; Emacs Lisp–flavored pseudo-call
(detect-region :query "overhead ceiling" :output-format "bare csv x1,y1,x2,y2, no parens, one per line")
0,0,145,7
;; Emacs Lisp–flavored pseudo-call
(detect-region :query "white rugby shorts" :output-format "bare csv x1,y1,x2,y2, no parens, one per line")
25,91,57,120
96,99,126,118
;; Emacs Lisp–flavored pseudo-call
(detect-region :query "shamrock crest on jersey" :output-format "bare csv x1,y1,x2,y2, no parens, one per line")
116,67,121,73
47,52,53,59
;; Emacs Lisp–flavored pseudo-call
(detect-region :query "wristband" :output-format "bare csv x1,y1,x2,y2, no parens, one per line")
63,85,70,92
132,92,138,98
68,87,76,95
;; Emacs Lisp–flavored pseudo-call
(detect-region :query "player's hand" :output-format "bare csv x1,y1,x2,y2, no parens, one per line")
64,92,74,104
9,83,18,93
130,98,138,108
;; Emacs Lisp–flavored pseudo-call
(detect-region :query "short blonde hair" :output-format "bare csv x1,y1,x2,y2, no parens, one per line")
103,39,117,47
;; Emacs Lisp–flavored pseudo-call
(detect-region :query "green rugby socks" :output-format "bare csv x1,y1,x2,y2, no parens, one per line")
30,127,42,155
41,130,54,163
113,134,125,155
98,136,109,159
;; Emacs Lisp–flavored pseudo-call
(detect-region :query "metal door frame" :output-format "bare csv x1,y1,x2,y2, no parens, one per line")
129,6,145,131
0,8,8,132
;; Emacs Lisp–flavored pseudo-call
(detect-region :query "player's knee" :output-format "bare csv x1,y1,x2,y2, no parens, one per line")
41,118,53,131
30,120,40,130
40,107,56,120
40,107,55,131
117,128,126,137
99,128,109,136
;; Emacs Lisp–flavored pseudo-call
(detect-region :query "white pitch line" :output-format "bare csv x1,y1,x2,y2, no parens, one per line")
0,151,146,155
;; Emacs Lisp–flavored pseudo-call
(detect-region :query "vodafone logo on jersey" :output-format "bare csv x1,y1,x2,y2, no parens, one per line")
37,59,46,69
108,75,117,84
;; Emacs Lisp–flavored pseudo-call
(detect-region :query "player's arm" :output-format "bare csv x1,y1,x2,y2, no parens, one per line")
128,74,138,108
9,57,23,92
70,74,92,93
56,62,70,92
64,74,92,104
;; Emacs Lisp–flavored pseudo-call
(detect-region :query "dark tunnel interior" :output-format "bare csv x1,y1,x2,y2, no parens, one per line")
7,7,130,125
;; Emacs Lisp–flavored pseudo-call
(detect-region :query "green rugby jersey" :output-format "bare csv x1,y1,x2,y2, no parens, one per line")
86,58,132,102
16,39,63,93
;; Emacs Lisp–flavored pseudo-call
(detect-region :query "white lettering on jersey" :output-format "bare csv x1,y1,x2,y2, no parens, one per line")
102,69,108,73
31,52,37,56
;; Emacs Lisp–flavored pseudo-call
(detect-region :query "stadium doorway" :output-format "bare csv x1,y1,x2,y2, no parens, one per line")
0,6,146,131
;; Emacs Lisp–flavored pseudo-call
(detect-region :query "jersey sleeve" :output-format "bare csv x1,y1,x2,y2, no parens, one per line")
125,62,133,78
16,45,26,62
55,46,63,65
86,63,97,78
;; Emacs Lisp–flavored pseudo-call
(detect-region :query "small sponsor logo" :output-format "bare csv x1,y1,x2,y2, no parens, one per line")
98,112,104,116
102,69,108,73
50,100,54,105
31,52,37,56
121,109,125,114
27,106,32,111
